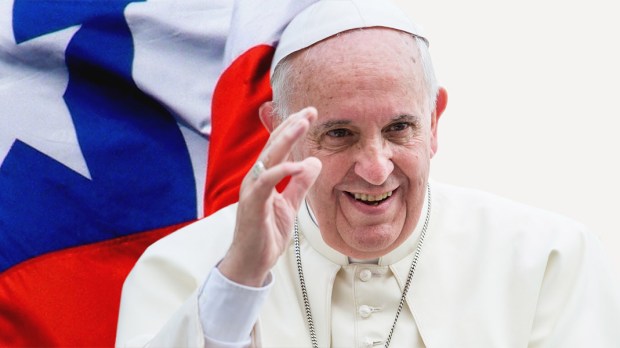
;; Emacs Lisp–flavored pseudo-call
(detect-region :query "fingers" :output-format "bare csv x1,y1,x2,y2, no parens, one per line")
240,107,319,206
266,107,316,145
250,160,313,199
281,157,322,210
259,107,317,168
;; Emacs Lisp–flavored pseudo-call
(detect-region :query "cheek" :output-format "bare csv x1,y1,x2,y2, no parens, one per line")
393,146,430,176
308,155,349,198
401,133,433,158
313,158,340,190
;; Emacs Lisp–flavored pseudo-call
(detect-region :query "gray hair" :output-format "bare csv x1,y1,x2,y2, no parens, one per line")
271,35,438,121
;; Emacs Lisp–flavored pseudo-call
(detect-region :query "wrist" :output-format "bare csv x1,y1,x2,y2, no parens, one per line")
218,253,271,287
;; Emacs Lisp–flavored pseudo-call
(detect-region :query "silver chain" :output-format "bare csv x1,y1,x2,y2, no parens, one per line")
294,216,319,347
294,184,432,348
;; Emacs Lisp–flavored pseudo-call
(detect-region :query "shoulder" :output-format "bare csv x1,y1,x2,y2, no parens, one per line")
116,206,240,347
425,182,604,293
129,203,239,285
414,183,619,346
145,203,238,253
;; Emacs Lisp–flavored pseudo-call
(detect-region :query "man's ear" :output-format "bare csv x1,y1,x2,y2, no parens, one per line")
258,101,277,132
430,87,448,157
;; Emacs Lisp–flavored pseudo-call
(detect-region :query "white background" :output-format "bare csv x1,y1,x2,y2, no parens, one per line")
395,0,620,278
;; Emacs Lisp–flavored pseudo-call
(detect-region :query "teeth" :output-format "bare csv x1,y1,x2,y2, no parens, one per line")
353,191,392,202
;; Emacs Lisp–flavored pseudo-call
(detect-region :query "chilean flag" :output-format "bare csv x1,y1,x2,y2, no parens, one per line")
0,0,315,346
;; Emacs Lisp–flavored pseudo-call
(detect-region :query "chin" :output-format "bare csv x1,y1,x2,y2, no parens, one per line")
342,225,402,256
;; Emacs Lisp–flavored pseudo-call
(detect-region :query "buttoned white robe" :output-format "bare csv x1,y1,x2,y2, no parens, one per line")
116,183,620,347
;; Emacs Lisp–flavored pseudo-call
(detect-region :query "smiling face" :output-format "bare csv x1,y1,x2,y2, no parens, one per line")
280,28,442,259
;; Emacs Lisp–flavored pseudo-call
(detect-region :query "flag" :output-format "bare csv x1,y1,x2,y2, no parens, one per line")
0,0,315,346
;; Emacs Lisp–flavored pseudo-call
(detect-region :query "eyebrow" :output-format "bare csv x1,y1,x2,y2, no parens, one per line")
392,114,420,123
314,119,352,133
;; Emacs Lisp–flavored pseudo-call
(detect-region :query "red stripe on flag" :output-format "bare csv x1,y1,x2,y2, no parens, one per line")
205,45,275,216
0,221,192,347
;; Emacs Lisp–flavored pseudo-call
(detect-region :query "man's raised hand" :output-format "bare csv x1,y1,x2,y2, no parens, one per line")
218,107,322,287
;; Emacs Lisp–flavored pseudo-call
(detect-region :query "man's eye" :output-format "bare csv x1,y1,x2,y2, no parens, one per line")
386,122,410,132
319,128,356,151
326,128,352,138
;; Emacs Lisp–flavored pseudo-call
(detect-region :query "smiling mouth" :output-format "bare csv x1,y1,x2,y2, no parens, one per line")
346,190,393,206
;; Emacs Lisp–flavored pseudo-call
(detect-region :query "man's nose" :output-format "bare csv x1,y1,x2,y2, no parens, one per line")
353,139,394,185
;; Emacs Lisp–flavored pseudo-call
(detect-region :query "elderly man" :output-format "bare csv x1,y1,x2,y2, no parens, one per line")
116,0,620,347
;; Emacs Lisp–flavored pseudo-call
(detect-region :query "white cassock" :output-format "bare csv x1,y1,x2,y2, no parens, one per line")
116,182,620,347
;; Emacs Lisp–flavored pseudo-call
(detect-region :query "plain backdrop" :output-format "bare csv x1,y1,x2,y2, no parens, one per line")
394,0,620,278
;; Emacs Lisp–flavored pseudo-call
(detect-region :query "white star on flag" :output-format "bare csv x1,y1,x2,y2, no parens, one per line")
0,4,91,179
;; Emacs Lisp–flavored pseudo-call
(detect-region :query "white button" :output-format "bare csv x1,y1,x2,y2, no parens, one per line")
358,305,372,318
361,337,374,348
360,338,382,348
359,269,372,282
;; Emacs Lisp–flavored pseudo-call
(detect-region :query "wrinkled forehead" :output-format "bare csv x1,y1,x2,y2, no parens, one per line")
270,0,427,78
